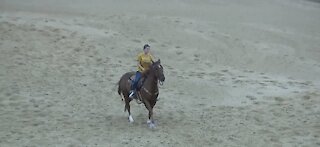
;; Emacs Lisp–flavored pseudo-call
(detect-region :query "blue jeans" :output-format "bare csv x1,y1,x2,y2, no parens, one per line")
131,71,142,91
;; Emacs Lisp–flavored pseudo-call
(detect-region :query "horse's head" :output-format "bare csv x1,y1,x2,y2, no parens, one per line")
150,59,165,85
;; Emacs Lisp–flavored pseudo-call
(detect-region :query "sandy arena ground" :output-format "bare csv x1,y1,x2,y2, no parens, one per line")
0,0,320,146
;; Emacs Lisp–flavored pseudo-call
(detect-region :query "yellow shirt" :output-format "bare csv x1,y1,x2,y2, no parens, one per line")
137,52,154,72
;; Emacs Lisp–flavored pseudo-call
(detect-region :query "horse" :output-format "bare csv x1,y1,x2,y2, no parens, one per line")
117,59,165,128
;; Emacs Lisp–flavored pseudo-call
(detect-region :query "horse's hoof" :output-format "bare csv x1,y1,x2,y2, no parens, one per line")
147,120,156,129
148,123,156,129
128,115,134,123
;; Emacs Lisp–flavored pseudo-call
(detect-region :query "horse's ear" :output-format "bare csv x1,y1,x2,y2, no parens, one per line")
158,59,161,63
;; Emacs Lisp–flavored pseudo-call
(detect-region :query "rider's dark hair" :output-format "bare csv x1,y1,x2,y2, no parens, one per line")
143,44,150,50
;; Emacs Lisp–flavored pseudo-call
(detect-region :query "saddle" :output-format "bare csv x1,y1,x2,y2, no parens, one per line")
129,75,145,91
128,74,159,103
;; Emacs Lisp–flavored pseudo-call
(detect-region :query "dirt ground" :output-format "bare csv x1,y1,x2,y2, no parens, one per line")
0,0,319,146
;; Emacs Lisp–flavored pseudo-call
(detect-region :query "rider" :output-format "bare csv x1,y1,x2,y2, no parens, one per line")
129,44,155,98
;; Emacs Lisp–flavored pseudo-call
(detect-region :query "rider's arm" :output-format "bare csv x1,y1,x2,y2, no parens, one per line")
137,53,145,71
138,62,145,71
150,54,155,63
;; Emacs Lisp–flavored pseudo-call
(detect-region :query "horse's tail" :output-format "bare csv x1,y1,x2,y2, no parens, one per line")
118,80,128,112
117,81,121,95
117,80,124,102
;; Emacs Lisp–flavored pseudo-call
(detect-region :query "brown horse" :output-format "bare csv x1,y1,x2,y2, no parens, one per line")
117,59,165,128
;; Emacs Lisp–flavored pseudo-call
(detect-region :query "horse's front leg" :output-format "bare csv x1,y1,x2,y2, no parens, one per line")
144,101,155,128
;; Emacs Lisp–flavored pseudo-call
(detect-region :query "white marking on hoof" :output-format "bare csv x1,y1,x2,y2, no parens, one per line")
147,120,156,129
149,122,156,129
128,115,134,123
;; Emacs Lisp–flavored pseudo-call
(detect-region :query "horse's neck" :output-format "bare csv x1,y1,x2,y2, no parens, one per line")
144,71,158,91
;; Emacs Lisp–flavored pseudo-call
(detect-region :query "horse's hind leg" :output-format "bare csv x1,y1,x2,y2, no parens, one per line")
124,96,134,123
